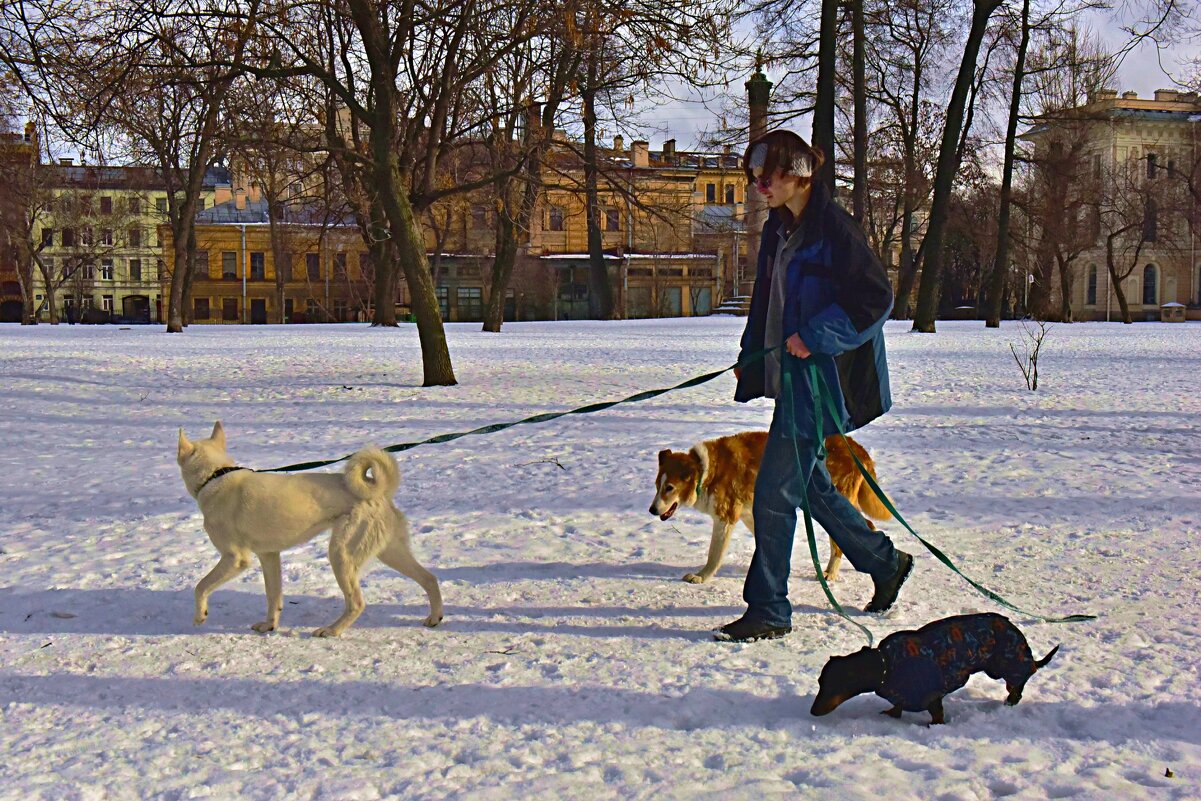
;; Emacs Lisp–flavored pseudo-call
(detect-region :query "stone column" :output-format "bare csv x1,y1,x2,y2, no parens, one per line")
744,60,772,296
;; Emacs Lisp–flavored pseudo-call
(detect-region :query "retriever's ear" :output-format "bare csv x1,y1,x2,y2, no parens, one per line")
658,449,671,465
177,429,194,462
211,420,226,449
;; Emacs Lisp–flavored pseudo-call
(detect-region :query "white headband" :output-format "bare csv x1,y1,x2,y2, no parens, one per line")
748,142,813,177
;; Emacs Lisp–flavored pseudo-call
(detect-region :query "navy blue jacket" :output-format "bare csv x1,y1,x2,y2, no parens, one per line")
876,613,1041,712
735,182,892,437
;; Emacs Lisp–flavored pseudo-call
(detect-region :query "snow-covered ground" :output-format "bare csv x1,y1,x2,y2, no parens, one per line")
1,318,1198,801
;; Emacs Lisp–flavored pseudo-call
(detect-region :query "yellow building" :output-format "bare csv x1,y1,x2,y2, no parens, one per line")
1024,88,1201,321
31,162,224,322
162,193,371,324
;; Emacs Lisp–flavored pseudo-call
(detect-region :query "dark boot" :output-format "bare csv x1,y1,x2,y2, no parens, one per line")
713,614,792,643
865,551,913,613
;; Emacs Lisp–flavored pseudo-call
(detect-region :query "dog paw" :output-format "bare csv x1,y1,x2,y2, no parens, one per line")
822,572,840,582
423,614,443,628
683,573,708,584
251,621,276,633
312,626,341,638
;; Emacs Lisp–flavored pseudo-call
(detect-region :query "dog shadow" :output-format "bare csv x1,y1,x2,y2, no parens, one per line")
0,585,788,641
1,671,1196,747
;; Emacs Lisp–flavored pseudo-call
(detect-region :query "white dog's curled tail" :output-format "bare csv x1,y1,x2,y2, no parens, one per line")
344,447,402,500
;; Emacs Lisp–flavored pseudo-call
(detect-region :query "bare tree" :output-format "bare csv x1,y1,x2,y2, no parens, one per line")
911,0,1005,333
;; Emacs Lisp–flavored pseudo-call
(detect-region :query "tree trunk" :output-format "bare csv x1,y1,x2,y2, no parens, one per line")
582,52,615,320
911,0,1003,332
851,0,867,222
812,0,838,194
166,219,190,332
483,209,518,332
1057,255,1074,322
381,157,456,384
985,0,1030,328
268,204,288,324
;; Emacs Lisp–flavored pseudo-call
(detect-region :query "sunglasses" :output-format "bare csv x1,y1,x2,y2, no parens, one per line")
752,172,787,192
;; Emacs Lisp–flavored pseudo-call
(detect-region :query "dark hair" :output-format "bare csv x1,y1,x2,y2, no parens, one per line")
742,129,825,186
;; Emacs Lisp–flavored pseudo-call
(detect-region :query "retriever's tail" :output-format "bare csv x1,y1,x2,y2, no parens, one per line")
344,447,401,500
847,439,893,521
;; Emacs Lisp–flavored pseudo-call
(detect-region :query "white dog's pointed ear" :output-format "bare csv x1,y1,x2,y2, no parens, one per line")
178,428,194,461
211,420,226,448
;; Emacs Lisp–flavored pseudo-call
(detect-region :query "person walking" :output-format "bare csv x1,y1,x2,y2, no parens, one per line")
716,129,913,643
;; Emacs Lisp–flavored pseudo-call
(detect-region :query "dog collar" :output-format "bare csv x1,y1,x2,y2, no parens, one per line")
197,465,247,494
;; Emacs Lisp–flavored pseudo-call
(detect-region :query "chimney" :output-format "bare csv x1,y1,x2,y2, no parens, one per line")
23,121,34,142
613,134,624,151
234,189,247,210
1096,88,1118,101
1153,89,1180,102
663,138,676,159
1122,90,1139,100
1181,91,1200,104
632,140,649,168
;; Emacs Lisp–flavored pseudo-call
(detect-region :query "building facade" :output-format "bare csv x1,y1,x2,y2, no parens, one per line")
1024,88,1201,321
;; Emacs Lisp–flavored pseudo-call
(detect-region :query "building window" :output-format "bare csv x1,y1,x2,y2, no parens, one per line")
194,297,210,320
471,205,489,229
250,252,265,281
82,228,93,247
82,262,94,281
1143,198,1157,242
1142,264,1157,305
706,183,716,203
62,228,75,247
305,299,319,320
128,197,141,215
196,198,205,212
100,259,113,281
357,252,371,282
457,286,482,321
1087,265,1097,306
333,298,348,321
222,297,238,321
548,206,565,232
101,229,113,246
156,197,168,214
101,294,113,312
41,228,52,248
192,251,207,278
725,184,735,204
129,258,142,283
436,286,449,319
306,253,321,281
100,197,112,215
1147,153,1157,180
220,251,237,280
333,252,347,280
129,227,141,248
605,208,620,232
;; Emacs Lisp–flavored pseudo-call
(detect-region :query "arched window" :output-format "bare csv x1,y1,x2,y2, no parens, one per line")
1142,264,1157,306
1087,265,1098,306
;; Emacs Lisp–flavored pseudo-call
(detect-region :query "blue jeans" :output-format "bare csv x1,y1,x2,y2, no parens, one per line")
743,408,900,626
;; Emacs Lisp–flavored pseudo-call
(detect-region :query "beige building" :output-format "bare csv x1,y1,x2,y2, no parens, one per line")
31,162,224,322
1025,88,1201,321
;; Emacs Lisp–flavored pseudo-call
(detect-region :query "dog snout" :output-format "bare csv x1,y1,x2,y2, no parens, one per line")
649,503,659,515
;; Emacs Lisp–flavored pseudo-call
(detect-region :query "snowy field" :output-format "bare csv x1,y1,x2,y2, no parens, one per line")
1,317,1199,801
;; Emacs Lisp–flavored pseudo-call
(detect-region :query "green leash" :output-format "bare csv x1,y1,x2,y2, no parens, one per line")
260,346,782,473
795,360,1094,644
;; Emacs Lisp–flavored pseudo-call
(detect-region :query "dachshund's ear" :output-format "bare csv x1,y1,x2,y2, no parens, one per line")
658,449,671,465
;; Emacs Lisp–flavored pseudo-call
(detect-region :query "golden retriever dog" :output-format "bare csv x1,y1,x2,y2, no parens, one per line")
649,431,891,583
176,421,443,637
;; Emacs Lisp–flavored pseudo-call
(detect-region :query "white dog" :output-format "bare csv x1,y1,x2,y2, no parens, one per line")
176,421,443,637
